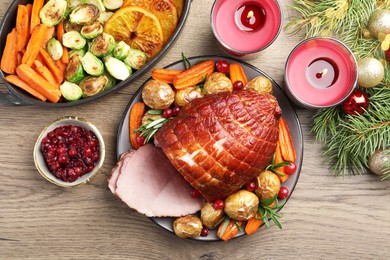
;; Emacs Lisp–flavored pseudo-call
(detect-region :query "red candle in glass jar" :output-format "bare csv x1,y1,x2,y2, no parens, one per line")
211,0,282,57
285,37,357,108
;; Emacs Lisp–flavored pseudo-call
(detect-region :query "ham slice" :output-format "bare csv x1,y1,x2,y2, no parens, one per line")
109,144,203,217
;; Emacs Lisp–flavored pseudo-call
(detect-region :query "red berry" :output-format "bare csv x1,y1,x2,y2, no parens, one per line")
162,108,173,118
190,189,201,198
201,227,210,237
216,60,229,73
386,49,390,62
58,154,69,165
213,199,224,210
172,106,181,117
68,148,78,157
245,181,257,192
278,187,289,199
136,135,146,145
284,162,297,175
233,80,244,91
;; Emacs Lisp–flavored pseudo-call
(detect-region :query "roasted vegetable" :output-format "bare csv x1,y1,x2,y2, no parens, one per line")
203,72,233,95
40,0,67,27
64,20,82,32
65,51,85,82
255,170,281,201
66,0,83,12
89,32,115,57
200,202,225,229
79,75,108,97
113,41,130,60
174,86,204,107
102,71,116,91
81,51,104,76
80,21,103,39
141,112,162,126
245,76,273,95
173,215,203,239
141,79,175,110
60,81,83,101
69,4,100,25
173,60,215,90
224,190,259,221
62,31,87,50
98,11,113,24
103,0,123,10
46,38,63,61
124,48,148,70
104,56,131,80
84,0,106,12
69,49,86,57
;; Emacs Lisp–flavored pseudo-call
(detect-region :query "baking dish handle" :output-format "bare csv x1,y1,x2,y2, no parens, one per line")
0,85,30,106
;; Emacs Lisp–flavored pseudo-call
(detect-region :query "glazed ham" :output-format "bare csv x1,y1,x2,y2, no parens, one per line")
108,144,203,217
155,90,281,202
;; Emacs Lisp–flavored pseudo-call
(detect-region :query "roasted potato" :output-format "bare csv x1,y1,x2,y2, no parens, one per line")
141,79,175,109
245,76,273,95
173,215,203,238
141,113,162,126
203,72,233,95
200,202,225,229
224,190,259,221
174,87,204,107
255,170,281,201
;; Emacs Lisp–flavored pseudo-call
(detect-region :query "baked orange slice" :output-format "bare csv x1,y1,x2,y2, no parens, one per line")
170,0,184,18
104,6,163,59
123,0,178,43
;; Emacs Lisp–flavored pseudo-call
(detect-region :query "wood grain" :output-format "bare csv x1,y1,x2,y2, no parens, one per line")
1,0,390,259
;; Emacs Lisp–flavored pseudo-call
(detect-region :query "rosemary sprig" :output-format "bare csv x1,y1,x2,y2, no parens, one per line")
265,154,291,176
257,194,285,229
134,117,170,144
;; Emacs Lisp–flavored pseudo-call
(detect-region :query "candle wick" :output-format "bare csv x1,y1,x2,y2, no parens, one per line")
321,69,328,76
247,10,254,19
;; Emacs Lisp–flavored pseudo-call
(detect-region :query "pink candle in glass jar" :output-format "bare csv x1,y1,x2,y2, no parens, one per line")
211,0,282,57
284,37,358,108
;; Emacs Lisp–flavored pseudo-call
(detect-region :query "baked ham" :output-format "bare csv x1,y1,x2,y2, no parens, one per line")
155,90,281,202
108,144,203,217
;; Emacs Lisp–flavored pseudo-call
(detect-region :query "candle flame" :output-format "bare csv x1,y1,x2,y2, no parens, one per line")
247,10,254,19
321,69,328,76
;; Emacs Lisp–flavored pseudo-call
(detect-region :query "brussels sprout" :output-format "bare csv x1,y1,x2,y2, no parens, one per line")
69,49,86,57
66,0,83,12
89,33,115,57
224,190,259,221
39,0,67,27
113,41,130,60
173,215,203,239
79,75,108,97
60,81,83,101
98,11,114,24
80,22,103,39
81,51,104,76
102,72,117,91
64,20,82,32
62,31,87,50
83,0,106,12
46,38,63,61
103,0,123,10
124,49,148,70
104,56,131,80
69,4,100,25
65,52,85,83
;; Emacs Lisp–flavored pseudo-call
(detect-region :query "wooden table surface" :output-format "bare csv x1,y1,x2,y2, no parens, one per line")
1,0,390,259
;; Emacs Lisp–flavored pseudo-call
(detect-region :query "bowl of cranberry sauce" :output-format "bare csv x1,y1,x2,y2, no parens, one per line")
34,116,105,187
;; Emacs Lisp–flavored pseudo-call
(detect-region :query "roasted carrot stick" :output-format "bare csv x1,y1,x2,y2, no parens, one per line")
129,102,146,149
33,60,58,87
41,26,55,48
56,21,65,42
22,24,49,67
245,212,263,235
16,5,30,52
278,117,296,162
30,0,44,33
173,60,214,90
61,46,69,64
229,63,248,85
5,74,46,101
217,219,243,241
151,69,181,84
275,141,288,183
0,28,18,74
39,47,64,84
16,64,61,103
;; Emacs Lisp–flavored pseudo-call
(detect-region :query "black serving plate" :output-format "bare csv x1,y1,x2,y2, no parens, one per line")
116,55,303,241
0,0,191,107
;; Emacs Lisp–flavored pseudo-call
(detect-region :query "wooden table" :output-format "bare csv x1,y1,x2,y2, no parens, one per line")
1,0,389,259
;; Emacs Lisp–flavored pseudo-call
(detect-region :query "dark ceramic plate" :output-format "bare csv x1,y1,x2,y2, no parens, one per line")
116,55,303,241
0,0,191,107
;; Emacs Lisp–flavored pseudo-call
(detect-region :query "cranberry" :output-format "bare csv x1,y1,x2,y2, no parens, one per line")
278,187,289,199
213,199,224,210
386,49,390,62
136,135,146,145
200,227,210,237
84,147,93,157
58,154,69,165
92,152,100,162
88,139,98,148
190,189,201,198
84,157,94,166
245,181,257,192
57,147,67,155
162,108,173,118
172,106,181,117
233,81,244,91
68,148,78,157
86,165,95,172
215,60,229,73
284,162,297,175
